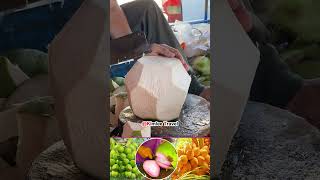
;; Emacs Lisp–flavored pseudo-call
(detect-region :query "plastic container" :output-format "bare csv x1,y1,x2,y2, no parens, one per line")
110,59,136,78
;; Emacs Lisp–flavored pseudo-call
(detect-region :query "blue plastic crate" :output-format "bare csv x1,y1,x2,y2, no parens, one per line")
110,60,136,78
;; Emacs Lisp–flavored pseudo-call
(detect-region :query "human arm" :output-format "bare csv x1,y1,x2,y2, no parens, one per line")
110,0,132,39
227,0,253,32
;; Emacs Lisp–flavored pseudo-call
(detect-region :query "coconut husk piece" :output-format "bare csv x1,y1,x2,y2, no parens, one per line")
4,75,49,108
27,141,94,180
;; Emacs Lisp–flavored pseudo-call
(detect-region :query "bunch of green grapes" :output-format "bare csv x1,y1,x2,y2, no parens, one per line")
110,138,143,179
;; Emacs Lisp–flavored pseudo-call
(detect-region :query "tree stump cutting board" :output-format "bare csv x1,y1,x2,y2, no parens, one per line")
27,141,94,180
120,94,210,137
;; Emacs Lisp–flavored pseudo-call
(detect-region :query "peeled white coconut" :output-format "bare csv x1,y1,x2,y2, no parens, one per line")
125,56,191,121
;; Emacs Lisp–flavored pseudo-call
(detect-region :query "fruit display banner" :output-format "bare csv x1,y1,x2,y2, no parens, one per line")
110,138,211,180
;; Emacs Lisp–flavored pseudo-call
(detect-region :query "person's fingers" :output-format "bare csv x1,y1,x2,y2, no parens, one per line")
145,52,158,56
160,44,183,61
152,44,175,57
145,44,174,57
145,43,190,71
160,44,190,71
160,44,182,58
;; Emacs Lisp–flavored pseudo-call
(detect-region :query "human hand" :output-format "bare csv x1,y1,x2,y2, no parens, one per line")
145,43,189,71
227,0,253,32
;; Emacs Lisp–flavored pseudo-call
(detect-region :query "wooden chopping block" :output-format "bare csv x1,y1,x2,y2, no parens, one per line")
27,141,95,180
120,94,210,137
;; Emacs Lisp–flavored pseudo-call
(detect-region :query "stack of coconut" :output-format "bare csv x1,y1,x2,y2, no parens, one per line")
190,54,211,86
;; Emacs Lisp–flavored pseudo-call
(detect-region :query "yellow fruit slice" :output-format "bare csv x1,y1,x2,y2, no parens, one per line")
197,156,206,166
185,143,192,152
205,154,210,163
177,148,184,156
193,147,200,157
179,155,188,165
192,138,199,146
200,148,208,157
198,138,204,148
185,162,192,172
186,149,194,160
202,145,209,151
190,157,199,169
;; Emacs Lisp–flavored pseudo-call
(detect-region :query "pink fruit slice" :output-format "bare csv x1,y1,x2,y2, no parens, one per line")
143,160,160,177
155,152,171,169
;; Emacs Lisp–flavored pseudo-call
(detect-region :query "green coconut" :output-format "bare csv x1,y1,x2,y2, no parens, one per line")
0,57,29,98
198,75,211,86
192,56,210,76
112,77,125,86
3,49,48,77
